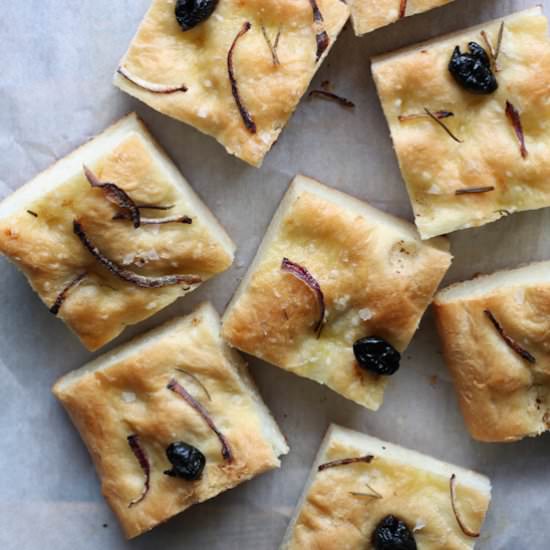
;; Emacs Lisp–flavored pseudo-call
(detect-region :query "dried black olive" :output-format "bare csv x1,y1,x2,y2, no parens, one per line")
164,441,206,481
372,515,417,550
353,337,400,376
175,0,219,32
448,42,498,95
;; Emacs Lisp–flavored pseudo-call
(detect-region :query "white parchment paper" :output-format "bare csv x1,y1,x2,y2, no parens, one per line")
1,1,549,548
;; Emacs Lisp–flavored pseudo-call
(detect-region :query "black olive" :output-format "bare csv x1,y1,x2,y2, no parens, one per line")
372,515,417,550
175,0,219,32
353,336,401,375
448,42,498,95
164,441,206,480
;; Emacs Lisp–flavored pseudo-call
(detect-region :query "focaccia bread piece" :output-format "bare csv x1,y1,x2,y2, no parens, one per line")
434,261,550,442
281,424,491,550
53,302,289,539
351,0,455,36
0,113,234,351
222,175,451,410
372,7,550,239
114,0,349,167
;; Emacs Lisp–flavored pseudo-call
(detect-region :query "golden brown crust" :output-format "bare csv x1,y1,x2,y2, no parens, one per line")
53,303,287,539
222,176,451,410
372,8,550,239
114,0,349,167
351,0,454,36
0,116,234,351
283,425,491,550
434,269,550,442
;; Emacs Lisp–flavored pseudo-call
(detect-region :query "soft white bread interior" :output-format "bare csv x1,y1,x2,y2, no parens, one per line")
0,113,234,258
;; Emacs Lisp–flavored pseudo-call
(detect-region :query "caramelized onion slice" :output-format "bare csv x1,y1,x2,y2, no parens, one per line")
49,272,87,316
309,0,329,62
505,100,528,159
399,0,408,18
228,22,257,133
318,454,374,471
484,309,535,363
127,434,150,508
83,165,141,228
449,474,480,538
117,66,187,94
167,378,233,462
73,221,202,288
281,258,325,336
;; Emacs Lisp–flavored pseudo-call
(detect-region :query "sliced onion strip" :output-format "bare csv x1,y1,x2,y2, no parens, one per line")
73,221,202,289
281,258,325,336
167,378,233,462
127,434,150,508
449,474,481,538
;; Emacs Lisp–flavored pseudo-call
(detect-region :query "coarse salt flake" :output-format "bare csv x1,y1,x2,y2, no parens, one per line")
358,307,373,321
121,392,136,403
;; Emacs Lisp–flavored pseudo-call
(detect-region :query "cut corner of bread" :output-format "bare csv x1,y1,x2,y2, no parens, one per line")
281,423,491,550
53,301,287,538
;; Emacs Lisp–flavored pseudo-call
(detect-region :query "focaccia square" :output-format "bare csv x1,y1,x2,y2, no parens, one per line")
434,261,550,442
222,175,451,410
281,424,491,550
114,0,349,167
351,0,455,36
0,113,234,351
372,7,550,239
53,302,289,539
